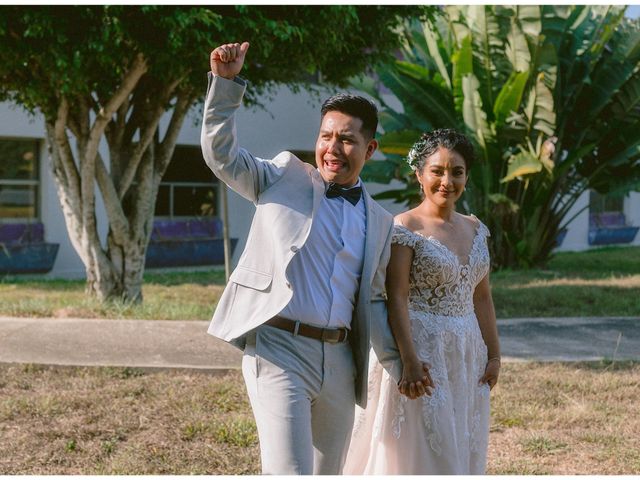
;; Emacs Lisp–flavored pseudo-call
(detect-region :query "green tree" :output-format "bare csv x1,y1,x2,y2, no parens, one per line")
0,5,431,301
357,5,640,268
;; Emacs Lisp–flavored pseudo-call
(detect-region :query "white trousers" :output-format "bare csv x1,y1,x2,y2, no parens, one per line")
242,324,356,475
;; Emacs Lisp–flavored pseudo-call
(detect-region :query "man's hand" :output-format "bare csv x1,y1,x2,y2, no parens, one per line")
210,42,250,80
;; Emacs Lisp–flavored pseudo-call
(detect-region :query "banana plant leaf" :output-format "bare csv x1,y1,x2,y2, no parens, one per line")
378,130,423,156
501,150,544,182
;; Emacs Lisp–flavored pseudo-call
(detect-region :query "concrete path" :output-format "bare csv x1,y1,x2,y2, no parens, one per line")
0,316,637,372
499,316,639,362
0,317,240,373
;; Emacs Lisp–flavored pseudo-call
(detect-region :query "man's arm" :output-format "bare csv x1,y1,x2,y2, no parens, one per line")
200,42,286,203
369,224,401,377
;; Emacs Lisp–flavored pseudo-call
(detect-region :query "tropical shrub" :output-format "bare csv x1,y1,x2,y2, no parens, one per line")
357,5,640,268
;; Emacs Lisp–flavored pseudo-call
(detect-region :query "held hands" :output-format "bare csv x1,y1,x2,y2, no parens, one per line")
210,42,250,80
398,359,434,400
479,357,500,390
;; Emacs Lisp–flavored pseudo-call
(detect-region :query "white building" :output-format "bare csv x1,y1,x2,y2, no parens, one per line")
1,84,638,278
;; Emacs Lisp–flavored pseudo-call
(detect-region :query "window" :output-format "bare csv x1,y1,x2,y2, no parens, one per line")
154,145,219,218
0,138,39,220
589,190,624,214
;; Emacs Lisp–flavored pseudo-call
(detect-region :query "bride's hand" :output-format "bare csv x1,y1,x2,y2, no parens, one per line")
479,357,500,390
398,360,434,399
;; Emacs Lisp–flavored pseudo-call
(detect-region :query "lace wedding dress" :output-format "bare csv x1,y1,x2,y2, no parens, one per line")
343,217,492,475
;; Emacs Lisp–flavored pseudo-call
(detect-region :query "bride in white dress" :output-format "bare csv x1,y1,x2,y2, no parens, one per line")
343,129,501,475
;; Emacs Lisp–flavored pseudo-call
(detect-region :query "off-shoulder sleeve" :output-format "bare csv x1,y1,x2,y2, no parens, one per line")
391,224,418,248
469,214,491,239
476,219,491,239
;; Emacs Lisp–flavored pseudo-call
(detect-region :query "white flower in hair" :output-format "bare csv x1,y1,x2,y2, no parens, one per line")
406,138,428,170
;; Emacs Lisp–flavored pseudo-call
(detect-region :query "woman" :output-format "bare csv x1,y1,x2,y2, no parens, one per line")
343,129,500,475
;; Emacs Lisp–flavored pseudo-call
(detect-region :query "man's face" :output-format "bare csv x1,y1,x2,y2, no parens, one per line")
315,111,377,187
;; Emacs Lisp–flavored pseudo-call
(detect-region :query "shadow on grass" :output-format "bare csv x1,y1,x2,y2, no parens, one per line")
546,246,640,278
492,283,640,318
493,246,640,281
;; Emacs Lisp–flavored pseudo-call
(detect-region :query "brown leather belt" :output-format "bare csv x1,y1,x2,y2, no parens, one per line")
265,316,349,344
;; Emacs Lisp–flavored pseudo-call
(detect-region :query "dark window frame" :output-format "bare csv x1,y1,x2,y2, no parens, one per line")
0,137,40,221
589,190,625,215
154,145,219,220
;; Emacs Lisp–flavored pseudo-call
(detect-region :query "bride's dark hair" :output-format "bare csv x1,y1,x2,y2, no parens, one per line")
406,129,475,172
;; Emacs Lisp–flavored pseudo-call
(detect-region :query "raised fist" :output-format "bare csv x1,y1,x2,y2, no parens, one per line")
210,42,250,80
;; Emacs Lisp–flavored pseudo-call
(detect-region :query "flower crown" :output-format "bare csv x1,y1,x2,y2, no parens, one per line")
406,137,428,170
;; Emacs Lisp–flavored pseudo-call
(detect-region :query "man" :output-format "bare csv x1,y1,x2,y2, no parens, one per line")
201,41,402,475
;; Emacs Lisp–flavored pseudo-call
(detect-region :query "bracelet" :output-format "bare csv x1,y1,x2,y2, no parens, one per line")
487,357,501,364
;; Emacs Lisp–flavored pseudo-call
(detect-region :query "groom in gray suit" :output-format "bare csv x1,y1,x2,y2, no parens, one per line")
201,41,401,475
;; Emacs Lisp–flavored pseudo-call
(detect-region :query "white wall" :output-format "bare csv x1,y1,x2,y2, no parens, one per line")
625,191,640,247
555,190,591,252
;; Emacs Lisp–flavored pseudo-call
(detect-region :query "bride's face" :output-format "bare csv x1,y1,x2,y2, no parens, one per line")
416,147,468,207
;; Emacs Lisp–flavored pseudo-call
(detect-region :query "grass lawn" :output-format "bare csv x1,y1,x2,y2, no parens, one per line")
489,246,640,317
0,246,638,319
1,361,638,474
0,270,227,321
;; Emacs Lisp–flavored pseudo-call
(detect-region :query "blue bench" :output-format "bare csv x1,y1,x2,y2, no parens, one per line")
0,222,60,274
588,212,639,246
145,218,237,268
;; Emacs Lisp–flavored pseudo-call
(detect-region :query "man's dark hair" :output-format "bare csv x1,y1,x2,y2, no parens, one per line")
320,93,378,139
408,128,475,172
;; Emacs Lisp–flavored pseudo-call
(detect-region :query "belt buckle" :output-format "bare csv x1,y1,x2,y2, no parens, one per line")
322,329,338,344
322,328,346,344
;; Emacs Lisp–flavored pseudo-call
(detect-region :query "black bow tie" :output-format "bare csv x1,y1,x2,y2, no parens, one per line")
325,183,362,206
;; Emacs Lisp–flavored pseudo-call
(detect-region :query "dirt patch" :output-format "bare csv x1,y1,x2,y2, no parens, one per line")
52,307,100,319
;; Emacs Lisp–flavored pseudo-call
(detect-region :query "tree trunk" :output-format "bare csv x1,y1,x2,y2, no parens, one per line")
47,124,156,303
47,132,163,303
43,71,194,303
41,55,151,302
106,231,147,303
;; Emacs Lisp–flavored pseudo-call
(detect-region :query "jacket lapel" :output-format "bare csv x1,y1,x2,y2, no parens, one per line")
309,169,325,216
360,185,378,295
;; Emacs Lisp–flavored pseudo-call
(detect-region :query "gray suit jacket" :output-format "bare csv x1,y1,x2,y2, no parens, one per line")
200,73,400,407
